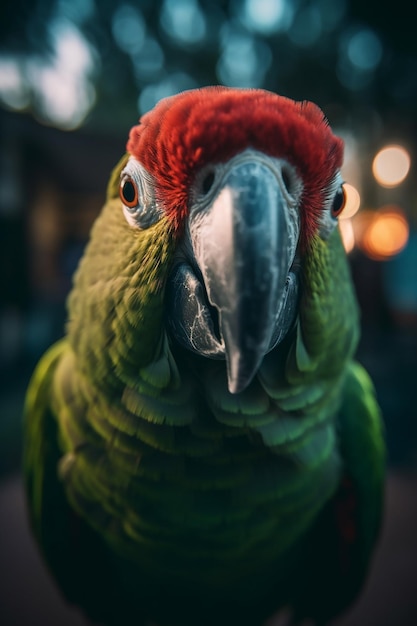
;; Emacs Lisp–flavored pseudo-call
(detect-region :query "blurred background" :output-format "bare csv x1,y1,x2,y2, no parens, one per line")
0,0,416,624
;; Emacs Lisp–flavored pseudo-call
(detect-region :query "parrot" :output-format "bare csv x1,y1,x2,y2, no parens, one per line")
23,86,385,626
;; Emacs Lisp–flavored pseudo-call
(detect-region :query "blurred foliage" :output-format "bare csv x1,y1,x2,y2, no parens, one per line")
0,0,416,132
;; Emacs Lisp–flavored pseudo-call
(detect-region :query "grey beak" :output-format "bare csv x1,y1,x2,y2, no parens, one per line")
188,156,299,393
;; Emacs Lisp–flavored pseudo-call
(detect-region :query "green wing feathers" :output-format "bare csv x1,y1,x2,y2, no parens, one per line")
292,360,385,624
338,360,385,562
23,340,125,623
23,339,67,542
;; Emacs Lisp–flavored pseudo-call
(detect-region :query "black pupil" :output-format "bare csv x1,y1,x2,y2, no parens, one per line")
123,180,136,204
202,171,215,195
332,189,344,215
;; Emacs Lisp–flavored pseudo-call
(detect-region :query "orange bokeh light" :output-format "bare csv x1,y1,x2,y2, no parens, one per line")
340,183,361,219
339,219,355,253
359,206,409,260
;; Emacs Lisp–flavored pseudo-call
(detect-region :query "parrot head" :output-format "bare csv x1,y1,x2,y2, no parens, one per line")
109,87,346,394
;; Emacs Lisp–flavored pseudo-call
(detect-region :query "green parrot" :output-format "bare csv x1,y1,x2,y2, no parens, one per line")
24,87,385,626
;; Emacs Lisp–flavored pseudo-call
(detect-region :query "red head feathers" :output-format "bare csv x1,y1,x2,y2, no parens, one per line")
127,86,344,241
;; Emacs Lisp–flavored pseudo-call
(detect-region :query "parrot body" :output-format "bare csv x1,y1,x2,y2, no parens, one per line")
24,87,385,626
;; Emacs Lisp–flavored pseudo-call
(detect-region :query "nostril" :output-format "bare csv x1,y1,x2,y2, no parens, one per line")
281,169,292,194
201,171,215,195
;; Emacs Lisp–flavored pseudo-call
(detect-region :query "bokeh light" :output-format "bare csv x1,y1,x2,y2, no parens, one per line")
288,6,322,47
132,37,165,81
161,0,206,46
340,183,361,219
337,26,382,92
217,28,272,87
372,145,411,187
112,5,146,55
339,218,355,253
347,28,383,71
138,72,198,113
240,0,294,35
57,0,95,24
0,17,97,129
352,209,375,243
0,57,30,110
360,206,409,260
28,19,96,129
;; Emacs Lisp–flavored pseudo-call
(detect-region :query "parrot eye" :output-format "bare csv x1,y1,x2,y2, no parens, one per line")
119,157,160,229
120,177,139,208
318,174,347,239
331,186,347,218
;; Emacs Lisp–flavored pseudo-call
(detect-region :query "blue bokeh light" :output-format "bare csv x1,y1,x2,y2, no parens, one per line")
112,5,146,56
217,25,272,87
347,28,383,71
160,0,206,46
240,0,294,35
138,72,199,113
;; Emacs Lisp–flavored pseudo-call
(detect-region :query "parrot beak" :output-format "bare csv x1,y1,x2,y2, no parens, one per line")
166,151,300,394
